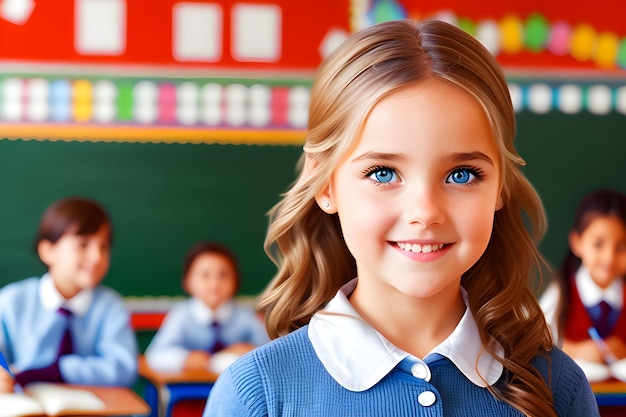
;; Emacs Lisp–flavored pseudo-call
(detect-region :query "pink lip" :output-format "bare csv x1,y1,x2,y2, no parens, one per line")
391,241,452,262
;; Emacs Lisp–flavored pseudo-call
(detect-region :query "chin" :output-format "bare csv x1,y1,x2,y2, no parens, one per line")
78,277,102,289
204,301,220,310
393,281,455,300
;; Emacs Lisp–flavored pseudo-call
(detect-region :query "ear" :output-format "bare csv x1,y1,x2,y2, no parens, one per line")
568,231,582,257
495,195,504,211
302,154,337,214
315,185,336,214
37,240,55,267
182,277,191,295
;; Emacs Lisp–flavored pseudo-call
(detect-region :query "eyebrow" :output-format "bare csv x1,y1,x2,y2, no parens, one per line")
450,151,494,166
351,151,494,165
351,152,407,164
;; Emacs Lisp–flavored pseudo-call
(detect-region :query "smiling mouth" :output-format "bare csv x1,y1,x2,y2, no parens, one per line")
396,242,445,254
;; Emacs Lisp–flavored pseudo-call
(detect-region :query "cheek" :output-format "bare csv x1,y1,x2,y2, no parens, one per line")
223,281,237,297
186,276,205,294
615,251,626,267
209,277,233,295
462,210,496,246
98,255,111,270
339,201,393,234
338,210,396,262
578,246,597,264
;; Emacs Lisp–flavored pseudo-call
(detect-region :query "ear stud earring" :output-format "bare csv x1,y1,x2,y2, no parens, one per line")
324,201,330,209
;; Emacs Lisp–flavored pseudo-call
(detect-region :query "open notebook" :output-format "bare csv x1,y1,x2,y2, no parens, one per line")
0,383,105,417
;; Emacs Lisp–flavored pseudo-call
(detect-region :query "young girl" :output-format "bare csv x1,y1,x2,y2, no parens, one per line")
0,197,138,392
204,20,598,416
541,189,626,381
145,241,269,374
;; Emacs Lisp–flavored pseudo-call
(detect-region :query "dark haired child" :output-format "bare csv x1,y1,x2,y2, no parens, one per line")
145,241,269,374
541,189,626,381
0,197,138,393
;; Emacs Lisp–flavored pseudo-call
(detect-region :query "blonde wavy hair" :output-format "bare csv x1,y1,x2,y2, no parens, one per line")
259,19,555,417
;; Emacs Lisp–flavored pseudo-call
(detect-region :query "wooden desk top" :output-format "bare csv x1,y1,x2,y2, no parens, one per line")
70,385,150,416
591,379,626,395
138,355,219,387
19,384,150,416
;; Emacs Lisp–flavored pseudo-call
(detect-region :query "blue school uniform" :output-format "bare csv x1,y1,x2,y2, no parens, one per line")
0,274,138,386
204,279,599,417
145,298,270,372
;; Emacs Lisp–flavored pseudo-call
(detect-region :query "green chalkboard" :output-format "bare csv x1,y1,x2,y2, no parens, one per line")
0,111,623,297
0,139,302,297
516,111,625,274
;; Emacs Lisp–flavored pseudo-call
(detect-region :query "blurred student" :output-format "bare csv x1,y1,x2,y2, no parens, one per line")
0,197,138,393
540,189,626,381
145,241,269,374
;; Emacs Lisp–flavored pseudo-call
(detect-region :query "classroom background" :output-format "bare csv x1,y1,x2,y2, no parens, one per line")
1,1,625,415
0,0,624,345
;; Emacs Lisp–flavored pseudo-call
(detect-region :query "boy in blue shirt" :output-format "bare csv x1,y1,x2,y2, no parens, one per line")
0,197,137,392
145,241,269,374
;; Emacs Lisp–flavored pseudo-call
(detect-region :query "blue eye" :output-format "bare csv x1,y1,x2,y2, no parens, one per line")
447,169,474,184
367,167,397,183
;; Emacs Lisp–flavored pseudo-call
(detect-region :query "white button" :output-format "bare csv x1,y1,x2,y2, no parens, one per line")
410,362,431,380
418,390,436,407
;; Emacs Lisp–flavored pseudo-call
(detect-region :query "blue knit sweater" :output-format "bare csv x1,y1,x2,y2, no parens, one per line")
203,326,599,416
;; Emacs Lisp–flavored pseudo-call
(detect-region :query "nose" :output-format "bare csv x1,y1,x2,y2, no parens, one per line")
403,185,446,227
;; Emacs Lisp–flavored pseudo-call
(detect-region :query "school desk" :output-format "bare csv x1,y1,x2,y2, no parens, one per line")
591,380,626,406
138,355,218,417
14,384,150,417
68,385,150,416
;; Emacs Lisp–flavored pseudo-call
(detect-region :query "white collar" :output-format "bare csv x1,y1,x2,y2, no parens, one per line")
190,298,234,324
39,273,94,316
308,279,504,392
576,266,623,309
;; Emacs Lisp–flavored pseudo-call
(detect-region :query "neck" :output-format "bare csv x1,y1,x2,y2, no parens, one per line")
349,281,465,358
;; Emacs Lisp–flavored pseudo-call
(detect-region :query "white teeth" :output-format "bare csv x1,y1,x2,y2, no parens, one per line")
397,242,444,253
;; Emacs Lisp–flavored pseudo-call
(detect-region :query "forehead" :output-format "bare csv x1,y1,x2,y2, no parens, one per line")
583,216,626,239
191,253,233,268
351,79,497,159
67,223,110,238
